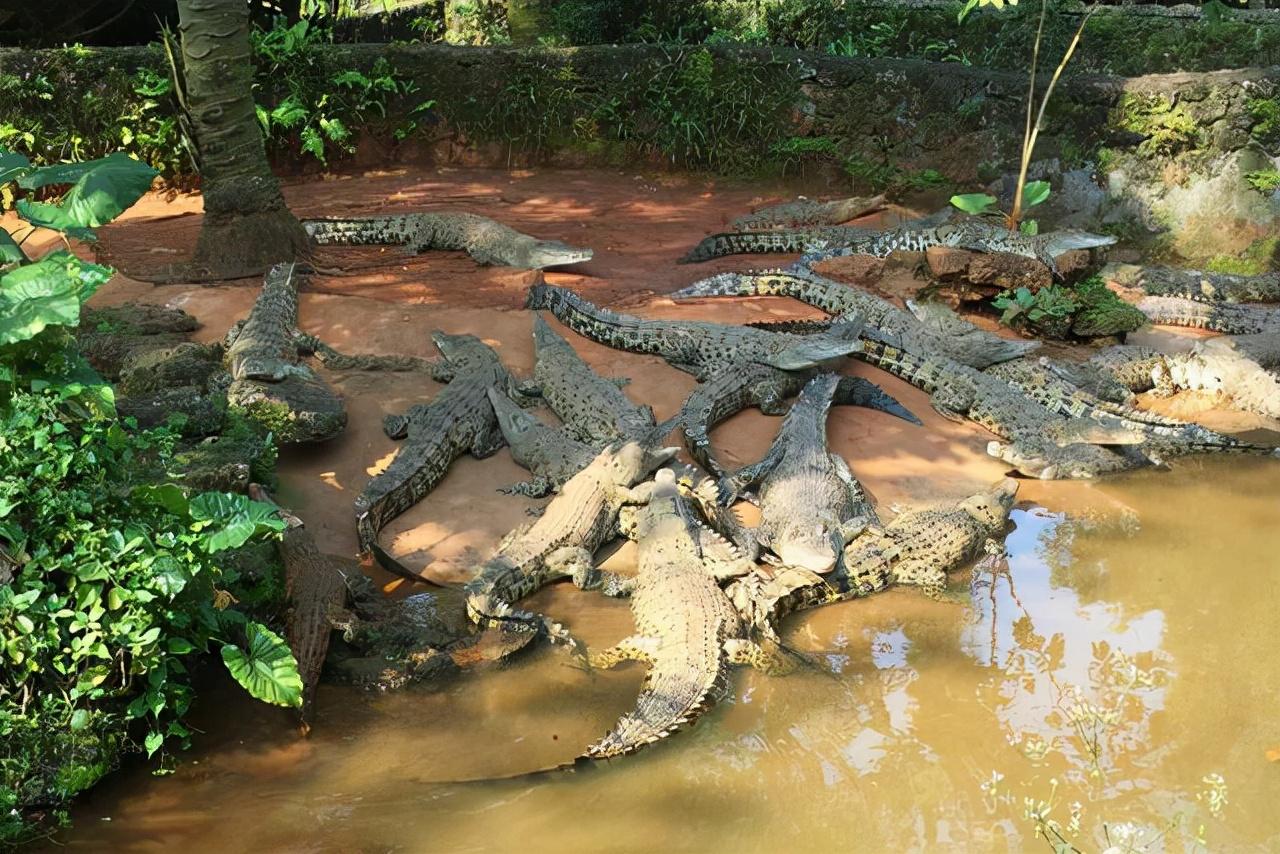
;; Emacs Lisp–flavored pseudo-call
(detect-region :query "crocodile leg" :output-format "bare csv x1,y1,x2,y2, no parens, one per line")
499,476,555,498
588,635,659,670
724,638,798,676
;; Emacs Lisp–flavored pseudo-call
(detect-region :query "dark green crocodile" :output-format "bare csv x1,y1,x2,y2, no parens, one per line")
355,332,523,573
670,267,1039,369
524,281,865,380
683,216,1115,278
580,469,778,761
1106,263,1280,304
727,373,879,574
486,386,600,497
463,439,678,660
530,314,656,443
677,360,919,485
1138,296,1280,334
303,212,592,269
730,194,886,231
729,479,1018,640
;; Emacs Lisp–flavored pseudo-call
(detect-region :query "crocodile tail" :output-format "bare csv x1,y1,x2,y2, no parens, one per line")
302,216,411,246
680,231,807,263
669,271,763,301
833,375,922,425
583,659,731,760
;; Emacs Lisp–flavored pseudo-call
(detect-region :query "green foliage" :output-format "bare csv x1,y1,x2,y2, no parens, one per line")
951,192,998,215
1248,96,1280,148
1069,274,1147,337
993,284,1078,328
1244,169,1280,195
220,622,303,708
994,275,1147,339
251,19,433,164
1204,236,1279,276
1112,93,1201,157
0,390,292,832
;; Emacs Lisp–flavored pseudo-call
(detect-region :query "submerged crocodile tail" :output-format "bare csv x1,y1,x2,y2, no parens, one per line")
584,662,731,760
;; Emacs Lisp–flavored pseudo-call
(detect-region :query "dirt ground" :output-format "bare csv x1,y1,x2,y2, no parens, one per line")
53,165,1278,594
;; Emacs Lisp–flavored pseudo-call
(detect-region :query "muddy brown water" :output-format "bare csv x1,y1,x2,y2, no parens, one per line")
38,168,1280,851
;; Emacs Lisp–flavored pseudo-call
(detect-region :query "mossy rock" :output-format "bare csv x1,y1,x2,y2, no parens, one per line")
173,419,276,493
118,342,225,396
77,304,201,380
117,385,228,437
1071,301,1148,338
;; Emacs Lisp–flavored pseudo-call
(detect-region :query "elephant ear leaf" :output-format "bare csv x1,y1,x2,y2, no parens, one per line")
221,622,303,708
0,251,112,346
0,149,32,185
16,152,157,238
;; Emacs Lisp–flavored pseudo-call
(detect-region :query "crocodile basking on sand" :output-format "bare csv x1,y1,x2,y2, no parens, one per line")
682,216,1115,278
303,212,593,269
579,469,780,762
730,479,1017,640
223,262,347,443
525,281,865,380
1105,263,1280,304
730,194,886,231
725,373,879,573
529,314,657,443
671,267,1039,369
1084,340,1280,422
1138,296,1280,334
678,361,919,484
355,332,527,575
463,439,678,660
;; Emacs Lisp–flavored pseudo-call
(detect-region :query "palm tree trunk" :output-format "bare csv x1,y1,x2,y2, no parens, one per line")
176,0,309,277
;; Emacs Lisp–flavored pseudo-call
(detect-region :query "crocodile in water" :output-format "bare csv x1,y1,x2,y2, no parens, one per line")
726,373,879,573
580,469,778,761
730,194,886,231
355,332,523,573
525,281,864,380
530,313,656,443
303,212,592,269
463,439,678,660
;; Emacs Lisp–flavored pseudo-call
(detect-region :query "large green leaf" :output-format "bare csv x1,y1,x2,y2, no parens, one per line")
16,152,157,233
188,492,286,553
221,622,303,708
1021,180,1052,209
14,200,99,242
950,193,997,215
0,250,112,346
0,229,27,266
0,149,31,185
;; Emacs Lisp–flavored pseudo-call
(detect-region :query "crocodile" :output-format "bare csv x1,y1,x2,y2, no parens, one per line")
303,212,592,269
355,332,523,572
669,267,1039,369
530,313,657,443
726,373,879,573
1138,296,1280,334
486,386,600,497
677,360,919,484
222,263,347,443
682,216,1115,278
729,479,1018,640
1086,340,1280,422
525,281,865,380
730,194,886,231
250,484,353,730
1105,262,1280,304
580,468,777,761
463,438,679,660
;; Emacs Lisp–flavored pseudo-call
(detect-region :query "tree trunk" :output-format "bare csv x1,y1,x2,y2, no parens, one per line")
176,0,309,278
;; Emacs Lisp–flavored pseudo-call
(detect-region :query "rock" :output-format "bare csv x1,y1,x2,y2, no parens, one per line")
173,419,275,492
810,253,886,286
119,342,225,396
117,385,227,436
227,369,347,444
77,303,200,380
928,247,1054,291
925,246,977,278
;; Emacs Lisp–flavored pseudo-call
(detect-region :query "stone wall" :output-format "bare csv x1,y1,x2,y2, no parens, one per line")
1,43,1276,265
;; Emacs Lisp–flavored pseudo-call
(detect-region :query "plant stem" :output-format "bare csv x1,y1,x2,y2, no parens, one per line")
1009,0,1048,231
1009,2,1098,231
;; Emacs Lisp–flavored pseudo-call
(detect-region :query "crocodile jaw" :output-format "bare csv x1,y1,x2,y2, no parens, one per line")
521,239,593,269
774,540,839,574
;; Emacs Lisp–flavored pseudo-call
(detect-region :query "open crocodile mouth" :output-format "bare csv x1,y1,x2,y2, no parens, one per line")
775,541,839,574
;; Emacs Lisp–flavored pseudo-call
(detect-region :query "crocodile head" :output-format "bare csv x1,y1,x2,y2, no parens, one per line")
772,515,845,574
513,238,593,270
764,317,865,370
431,330,496,370
960,477,1019,525
601,439,679,485
486,387,539,447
